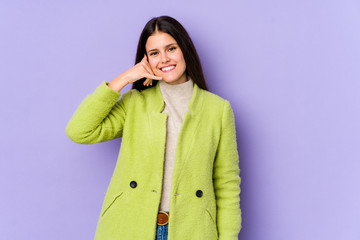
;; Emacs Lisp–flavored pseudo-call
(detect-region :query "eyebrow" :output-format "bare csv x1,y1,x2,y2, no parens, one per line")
147,43,177,53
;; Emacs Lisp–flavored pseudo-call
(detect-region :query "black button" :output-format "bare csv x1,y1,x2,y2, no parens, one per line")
196,190,203,197
130,181,137,188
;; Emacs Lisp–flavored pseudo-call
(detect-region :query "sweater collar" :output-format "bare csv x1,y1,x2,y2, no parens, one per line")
158,77,194,96
151,78,203,115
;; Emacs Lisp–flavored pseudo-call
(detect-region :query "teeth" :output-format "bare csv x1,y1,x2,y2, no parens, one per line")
161,66,175,71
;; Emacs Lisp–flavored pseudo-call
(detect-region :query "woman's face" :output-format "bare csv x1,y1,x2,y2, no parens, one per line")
145,31,187,85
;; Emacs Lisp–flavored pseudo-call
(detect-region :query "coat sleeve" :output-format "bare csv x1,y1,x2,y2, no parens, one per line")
213,100,242,240
65,81,132,144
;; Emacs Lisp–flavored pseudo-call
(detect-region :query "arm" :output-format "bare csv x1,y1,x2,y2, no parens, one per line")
213,100,242,240
65,81,132,144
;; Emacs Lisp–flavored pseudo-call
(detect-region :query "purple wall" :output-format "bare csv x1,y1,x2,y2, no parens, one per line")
1,1,359,239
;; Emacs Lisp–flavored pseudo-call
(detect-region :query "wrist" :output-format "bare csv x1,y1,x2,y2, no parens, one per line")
108,73,130,92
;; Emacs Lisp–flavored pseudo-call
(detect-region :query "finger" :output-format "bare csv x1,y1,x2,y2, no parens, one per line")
145,78,152,86
139,55,146,65
144,73,162,81
143,78,150,86
140,55,152,69
142,64,160,84
143,78,153,87
142,54,148,63
142,63,155,76
146,78,152,83
141,62,159,80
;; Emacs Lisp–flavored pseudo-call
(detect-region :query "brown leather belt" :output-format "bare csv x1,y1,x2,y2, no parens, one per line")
157,211,169,225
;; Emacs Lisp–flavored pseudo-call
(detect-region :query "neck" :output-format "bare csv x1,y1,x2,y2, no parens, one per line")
165,73,188,85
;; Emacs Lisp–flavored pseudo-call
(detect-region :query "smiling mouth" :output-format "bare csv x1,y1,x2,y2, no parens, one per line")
160,65,176,72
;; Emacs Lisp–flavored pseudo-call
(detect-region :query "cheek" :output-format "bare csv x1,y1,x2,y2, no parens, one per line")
175,54,186,67
177,58,186,70
148,60,158,71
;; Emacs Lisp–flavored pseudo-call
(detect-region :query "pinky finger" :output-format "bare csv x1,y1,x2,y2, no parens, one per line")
143,78,150,86
144,73,162,81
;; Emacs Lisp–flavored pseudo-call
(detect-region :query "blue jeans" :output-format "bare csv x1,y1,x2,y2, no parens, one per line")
155,224,168,240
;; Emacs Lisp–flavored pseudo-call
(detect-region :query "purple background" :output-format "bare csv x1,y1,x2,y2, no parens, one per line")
1,1,359,239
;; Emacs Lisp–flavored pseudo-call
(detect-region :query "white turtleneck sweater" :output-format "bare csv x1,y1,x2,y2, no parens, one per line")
158,76,194,212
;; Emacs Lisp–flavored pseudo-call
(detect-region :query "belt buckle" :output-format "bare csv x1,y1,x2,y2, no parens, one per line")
157,211,169,225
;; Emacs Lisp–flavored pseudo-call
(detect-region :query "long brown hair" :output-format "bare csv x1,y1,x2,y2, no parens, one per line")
132,16,208,91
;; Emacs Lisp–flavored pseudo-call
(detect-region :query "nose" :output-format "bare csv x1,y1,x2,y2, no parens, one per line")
161,53,170,63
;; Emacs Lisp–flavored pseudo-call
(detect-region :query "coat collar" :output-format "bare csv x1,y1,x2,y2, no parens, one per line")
144,80,205,195
150,79,204,115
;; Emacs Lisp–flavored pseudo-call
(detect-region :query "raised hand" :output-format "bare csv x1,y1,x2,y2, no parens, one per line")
108,54,162,92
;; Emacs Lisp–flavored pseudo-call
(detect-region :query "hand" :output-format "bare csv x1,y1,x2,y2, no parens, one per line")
125,54,162,86
108,54,162,92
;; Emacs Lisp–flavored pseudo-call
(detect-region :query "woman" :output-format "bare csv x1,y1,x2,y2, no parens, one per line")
66,16,241,240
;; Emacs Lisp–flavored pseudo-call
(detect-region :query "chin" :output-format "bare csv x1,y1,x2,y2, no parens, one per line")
162,77,176,83
162,75,184,83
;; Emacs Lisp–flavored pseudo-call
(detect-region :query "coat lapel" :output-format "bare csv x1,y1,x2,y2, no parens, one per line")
147,80,204,192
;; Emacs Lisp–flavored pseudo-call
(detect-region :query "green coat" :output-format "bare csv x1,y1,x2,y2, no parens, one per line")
66,80,242,240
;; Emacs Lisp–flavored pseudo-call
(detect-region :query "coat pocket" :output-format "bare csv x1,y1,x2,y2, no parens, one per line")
205,207,218,239
100,191,124,218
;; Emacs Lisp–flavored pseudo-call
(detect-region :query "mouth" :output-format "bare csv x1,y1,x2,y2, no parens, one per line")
160,65,176,73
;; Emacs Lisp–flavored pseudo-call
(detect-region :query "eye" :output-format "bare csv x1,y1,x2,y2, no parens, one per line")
168,46,176,51
149,52,158,56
